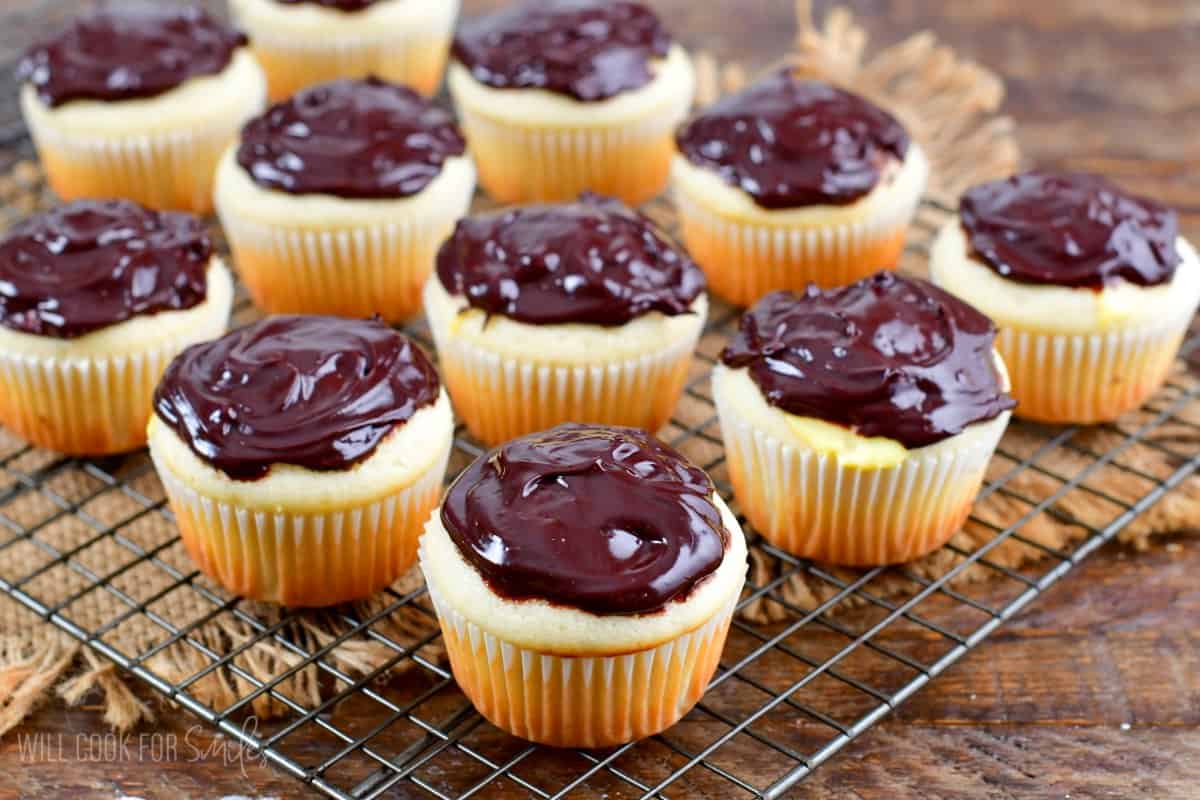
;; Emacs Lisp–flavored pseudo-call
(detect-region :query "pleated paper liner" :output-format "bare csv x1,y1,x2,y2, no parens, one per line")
238,0,460,102
1,0,1198,736
421,534,742,749
425,282,705,446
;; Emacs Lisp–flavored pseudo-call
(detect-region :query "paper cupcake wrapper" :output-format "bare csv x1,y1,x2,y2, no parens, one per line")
995,314,1193,424
421,550,738,748
0,325,229,457
455,104,688,206
153,437,450,607
221,200,471,323
714,382,1010,566
244,4,459,100
428,317,703,446
23,94,264,215
672,176,922,307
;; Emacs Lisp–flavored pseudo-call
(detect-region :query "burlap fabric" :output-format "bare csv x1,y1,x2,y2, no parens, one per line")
1,1,1197,735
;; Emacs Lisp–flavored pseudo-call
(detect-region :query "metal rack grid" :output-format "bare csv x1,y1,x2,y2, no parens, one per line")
2,150,1200,799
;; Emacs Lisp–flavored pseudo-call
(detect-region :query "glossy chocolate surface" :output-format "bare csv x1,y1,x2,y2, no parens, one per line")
441,424,728,615
275,0,381,11
0,200,211,339
436,193,704,326
154,316,440,481
19,6,247,107
960,170,1181,289
452,0,671,101
237,78,466,199
721,272,1013,448
676,70,910,210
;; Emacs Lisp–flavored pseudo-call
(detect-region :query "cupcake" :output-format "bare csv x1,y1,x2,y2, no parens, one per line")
931,171,1200,424
228,0,460,101
17,6,266,214
148,315,454,607
215,78,475,322
672,70,929,306
712,272,1014,566
420,423,748,747
425,192,707,445
448,0,695,205
0,200,234,455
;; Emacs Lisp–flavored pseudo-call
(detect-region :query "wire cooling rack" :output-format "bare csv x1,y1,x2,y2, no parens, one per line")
2,145,1200,797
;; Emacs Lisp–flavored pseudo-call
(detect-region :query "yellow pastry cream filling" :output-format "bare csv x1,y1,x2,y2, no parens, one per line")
782,414,909,469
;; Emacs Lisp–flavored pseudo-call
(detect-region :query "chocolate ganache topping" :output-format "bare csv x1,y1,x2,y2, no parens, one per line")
441,424,728,615
960,171,1181,289
676,70,910,210
452,0,672,102
721,272,1014,448
18,6,247,108
436,193,705,326
0,200,211,339
275,0,381,10
154,316,440,481
237,78,466,199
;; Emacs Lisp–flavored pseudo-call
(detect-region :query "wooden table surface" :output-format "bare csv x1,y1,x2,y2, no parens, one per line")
2,1,1199,798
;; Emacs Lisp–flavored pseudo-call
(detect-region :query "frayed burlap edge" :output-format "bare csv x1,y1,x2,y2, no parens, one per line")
1,561,440,736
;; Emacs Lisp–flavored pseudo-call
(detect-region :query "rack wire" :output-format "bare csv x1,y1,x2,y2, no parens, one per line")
2,129,1199,797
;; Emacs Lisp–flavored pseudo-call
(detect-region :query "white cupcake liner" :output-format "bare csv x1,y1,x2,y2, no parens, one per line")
455,103,688,205
672,179,922,305
153,435,451,607
0,324,229,457
995,312,1194,423
220,200,472,323
420,541,739,748
426,310,704,445
243,2,459,99
713,371,1011,565
22,89,265,214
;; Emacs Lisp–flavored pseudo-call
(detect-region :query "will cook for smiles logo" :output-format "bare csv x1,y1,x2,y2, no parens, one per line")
14,716,269,777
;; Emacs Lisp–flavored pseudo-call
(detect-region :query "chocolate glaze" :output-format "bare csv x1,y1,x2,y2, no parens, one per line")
18,6,247,108
441,424,728,615
721,272,1013,448
0,200,211,339
676,70,910,210
275,0,381,11
960,170,1181,289
154,316,440,481
452,0,671,102
237,78,465,199
436,193,704,326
